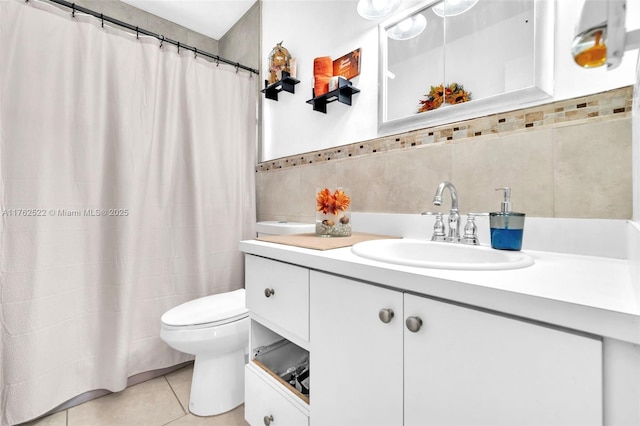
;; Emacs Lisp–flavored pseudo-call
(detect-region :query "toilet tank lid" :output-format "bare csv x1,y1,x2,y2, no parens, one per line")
256,221,314,235
161,288,248,327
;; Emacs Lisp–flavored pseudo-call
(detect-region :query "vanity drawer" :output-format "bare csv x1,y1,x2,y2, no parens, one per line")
245,255,309,343
245,364,309,426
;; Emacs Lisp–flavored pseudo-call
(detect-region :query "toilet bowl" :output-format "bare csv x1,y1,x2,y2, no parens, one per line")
160,288,249,416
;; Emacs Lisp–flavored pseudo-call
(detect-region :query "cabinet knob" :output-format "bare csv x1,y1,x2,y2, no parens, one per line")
378,308,395,323
405,316,423,332
264,414,274,425
264,288,275,298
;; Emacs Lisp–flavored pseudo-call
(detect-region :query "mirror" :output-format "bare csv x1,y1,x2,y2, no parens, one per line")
379,0,554,133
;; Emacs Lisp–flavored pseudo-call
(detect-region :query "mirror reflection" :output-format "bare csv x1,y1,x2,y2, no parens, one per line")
381,0,547,131
443,1,534,102
387,3,445,121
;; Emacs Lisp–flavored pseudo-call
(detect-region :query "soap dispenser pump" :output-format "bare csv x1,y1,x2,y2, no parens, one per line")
489,187,525,251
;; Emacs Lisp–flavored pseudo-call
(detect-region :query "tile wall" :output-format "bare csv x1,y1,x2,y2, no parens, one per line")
257,86,633,222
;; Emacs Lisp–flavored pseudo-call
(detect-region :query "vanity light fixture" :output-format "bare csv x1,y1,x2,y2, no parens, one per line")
386,13,427,40
572,0,640,70
357,0,402,20
432,0,478,17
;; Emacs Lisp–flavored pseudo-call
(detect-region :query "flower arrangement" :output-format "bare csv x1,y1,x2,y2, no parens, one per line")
316,188,350,215
316,187,351,237
417,83,472,113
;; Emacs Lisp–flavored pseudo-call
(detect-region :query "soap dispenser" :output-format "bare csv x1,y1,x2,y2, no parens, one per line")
490,187,525,251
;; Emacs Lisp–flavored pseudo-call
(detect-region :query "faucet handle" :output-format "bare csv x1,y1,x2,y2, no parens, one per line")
422,211,446,241
462,214,480,245
462,213,489,245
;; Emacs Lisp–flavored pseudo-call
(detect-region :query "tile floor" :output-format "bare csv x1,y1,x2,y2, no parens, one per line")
23,364,249,426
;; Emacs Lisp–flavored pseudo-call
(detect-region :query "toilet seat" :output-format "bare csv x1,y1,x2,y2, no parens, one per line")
161,288,249,330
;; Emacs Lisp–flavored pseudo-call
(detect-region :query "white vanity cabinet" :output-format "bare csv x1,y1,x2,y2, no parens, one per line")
245,255,310,426
309,271,603,426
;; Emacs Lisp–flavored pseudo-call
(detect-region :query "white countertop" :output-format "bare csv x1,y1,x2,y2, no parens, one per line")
239,238,640,344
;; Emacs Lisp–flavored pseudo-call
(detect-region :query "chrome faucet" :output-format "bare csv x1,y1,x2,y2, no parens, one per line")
432,181,460,242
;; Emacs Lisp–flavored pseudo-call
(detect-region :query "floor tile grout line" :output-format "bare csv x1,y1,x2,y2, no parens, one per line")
164,374,188,415
160,374,191,426
161,413,190,426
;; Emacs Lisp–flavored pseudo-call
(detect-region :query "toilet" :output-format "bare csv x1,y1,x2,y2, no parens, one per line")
160,289,249,416
255,220,315,237
160,221,314,416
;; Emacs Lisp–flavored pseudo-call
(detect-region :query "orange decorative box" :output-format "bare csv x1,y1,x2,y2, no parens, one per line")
333,48,361,80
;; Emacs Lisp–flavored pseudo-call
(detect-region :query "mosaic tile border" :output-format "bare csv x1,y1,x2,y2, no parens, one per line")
256,86,633,172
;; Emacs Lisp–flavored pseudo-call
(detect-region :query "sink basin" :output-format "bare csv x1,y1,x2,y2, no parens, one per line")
351,239,534,270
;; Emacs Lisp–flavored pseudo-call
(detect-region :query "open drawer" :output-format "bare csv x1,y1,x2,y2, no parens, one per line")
245,364,309,426
250,320,310,405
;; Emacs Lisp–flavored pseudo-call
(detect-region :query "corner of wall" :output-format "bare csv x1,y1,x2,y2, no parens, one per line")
627,221,640,309
633,54,640,223
219,1,260,69
626,48,639,299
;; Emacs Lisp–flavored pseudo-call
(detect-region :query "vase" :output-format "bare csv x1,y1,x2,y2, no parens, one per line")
315,187,352,237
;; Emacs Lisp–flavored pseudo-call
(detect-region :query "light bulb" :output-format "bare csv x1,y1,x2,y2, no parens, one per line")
432,0,478,17
572,26,607,68
357,0,402,20
386,14,427,40
372,0,386,10
397,17,413,32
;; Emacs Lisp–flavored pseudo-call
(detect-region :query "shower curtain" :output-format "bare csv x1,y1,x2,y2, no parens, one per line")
0,1,257,424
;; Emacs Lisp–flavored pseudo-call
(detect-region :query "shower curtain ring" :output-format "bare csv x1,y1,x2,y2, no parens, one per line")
71,3,75,18
136,26,139,40
194,48,197,59
177,42,180,54
159,35,164,49
235,63,240,73
100,13,104,28
216,56,220,67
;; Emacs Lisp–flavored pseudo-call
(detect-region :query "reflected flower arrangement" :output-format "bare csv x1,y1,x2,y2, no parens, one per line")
418,83,472,113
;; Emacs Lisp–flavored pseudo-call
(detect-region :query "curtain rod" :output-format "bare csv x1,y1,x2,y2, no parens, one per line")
36,0,259,75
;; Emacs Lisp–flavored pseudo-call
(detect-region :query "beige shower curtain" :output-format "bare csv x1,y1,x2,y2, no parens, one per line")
0,1,257,424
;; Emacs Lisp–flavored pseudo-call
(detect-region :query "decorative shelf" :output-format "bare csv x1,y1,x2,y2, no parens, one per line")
261,71,300,101
306,77,360,114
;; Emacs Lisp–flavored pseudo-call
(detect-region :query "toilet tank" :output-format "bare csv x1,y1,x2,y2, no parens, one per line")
256,221,315,237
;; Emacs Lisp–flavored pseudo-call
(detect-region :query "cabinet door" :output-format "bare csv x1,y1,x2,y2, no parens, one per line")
404,293,603,426
310,271,403,426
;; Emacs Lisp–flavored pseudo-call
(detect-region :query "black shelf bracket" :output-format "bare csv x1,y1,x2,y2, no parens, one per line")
306,77,360,113
261,71,300,101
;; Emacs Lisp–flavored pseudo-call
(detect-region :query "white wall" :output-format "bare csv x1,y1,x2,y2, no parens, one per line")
262,0,379,160
262,0,640,161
